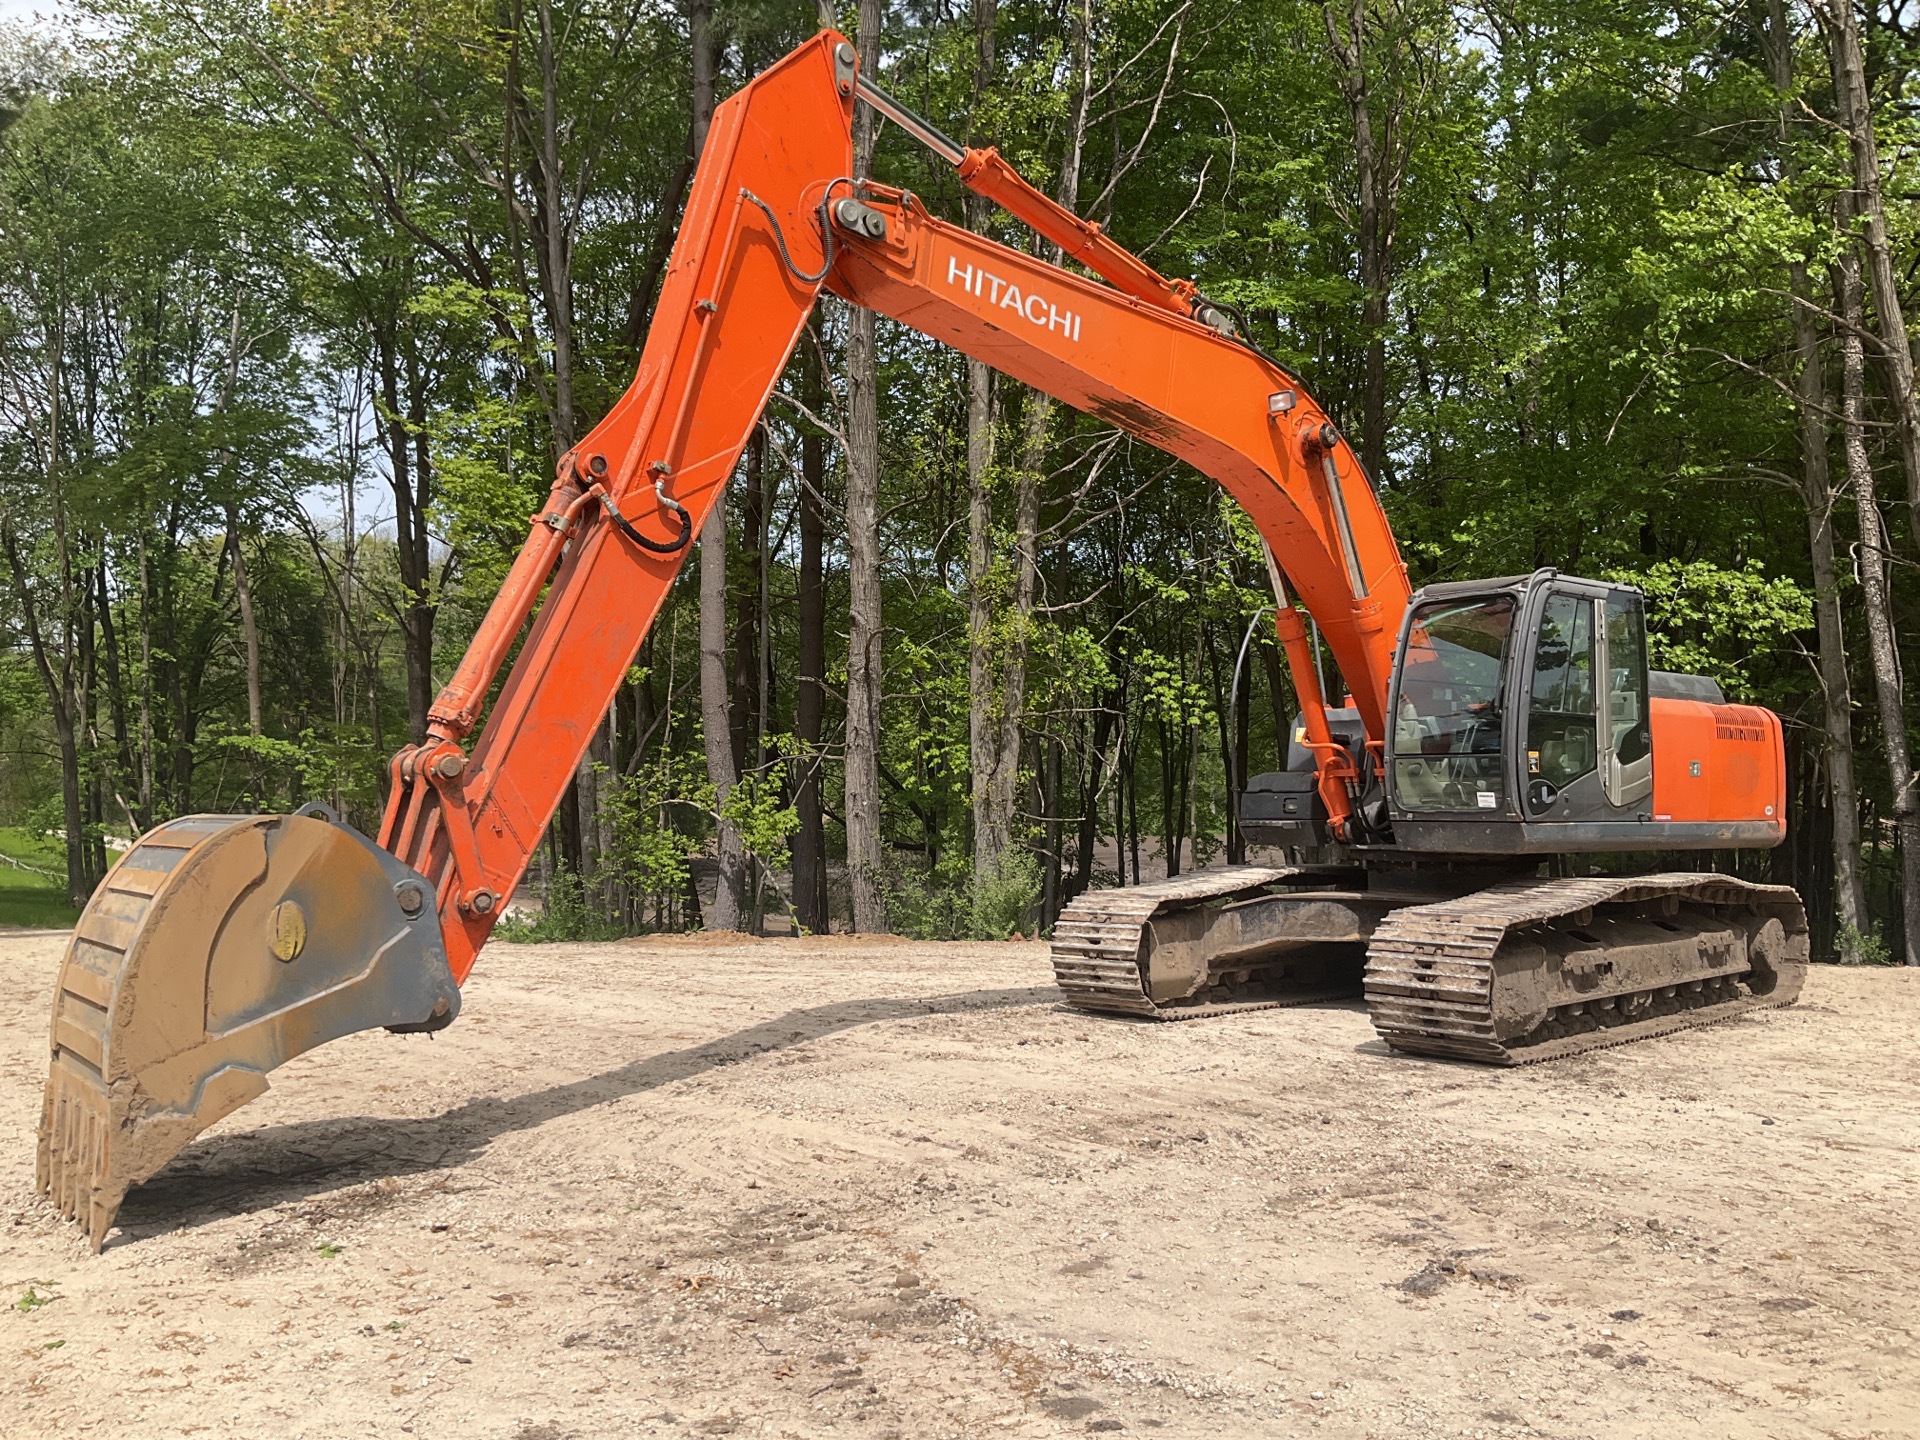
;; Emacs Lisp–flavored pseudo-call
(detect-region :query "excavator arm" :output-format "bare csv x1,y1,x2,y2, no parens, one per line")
385,33,1410,991
38,30,1409,1247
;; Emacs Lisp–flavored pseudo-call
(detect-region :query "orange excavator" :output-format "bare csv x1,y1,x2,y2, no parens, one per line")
38,33,1806,1250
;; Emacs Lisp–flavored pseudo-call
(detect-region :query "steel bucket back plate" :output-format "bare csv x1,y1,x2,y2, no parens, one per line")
37,810,457,1250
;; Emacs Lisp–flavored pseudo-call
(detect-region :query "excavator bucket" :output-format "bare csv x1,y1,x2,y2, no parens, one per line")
37,808,459,1250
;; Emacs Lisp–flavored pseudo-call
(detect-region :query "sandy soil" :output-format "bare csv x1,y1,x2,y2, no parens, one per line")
1,928,1916,1440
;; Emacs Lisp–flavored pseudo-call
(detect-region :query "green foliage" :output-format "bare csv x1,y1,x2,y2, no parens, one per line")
602,751,711,929
1836,924,1894,967
885,847,1043,941
882,850,977,942
494,867,626,944
1606,561,1814,700
721,772,799,874
971,850,1043,940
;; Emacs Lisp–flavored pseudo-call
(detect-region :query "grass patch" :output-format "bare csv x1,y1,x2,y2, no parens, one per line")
0,828,80,930
315,1242,344,1259
15,1285,53,1312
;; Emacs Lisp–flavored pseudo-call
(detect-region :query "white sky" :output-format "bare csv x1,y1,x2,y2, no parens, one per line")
0,0,82,32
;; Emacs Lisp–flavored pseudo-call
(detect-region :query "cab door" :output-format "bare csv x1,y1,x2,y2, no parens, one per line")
1521,586,1604,821
1520,582,1652,823
1598,590,1653,810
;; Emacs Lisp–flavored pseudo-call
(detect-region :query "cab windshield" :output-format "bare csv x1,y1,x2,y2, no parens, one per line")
1392,596,1514,812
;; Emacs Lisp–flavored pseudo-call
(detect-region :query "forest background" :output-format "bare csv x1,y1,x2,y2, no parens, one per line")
0,0,1915,961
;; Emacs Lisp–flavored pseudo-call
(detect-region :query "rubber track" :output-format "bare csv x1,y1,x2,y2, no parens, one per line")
1362,872,1809,1065
1049,866,1354,1020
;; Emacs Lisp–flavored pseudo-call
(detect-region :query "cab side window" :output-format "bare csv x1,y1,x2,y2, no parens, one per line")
1528,593,1597,788
1603,592,1654,806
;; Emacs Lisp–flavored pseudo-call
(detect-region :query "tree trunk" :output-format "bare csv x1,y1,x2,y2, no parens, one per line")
212,293,265,804
1327,0,1390,481
525,0,611,893
965,361,1001,873
1766,0,1867,941
969,0,1086,895
1836,231,1920,964
843,0,889,932
227,517,264,803
1071,699,1116,900
532,0,576,454
983,398,1040,870
377,317,436,746
2,517,92,907
1159,718,1179,879
1042,734,1062,926
96,559,133,826
1232,639,1251,863
1826,0,1920,545
700,487,746,929
792,324,829,932
689,0,745,930
730,429,765,775
965,0,1004,886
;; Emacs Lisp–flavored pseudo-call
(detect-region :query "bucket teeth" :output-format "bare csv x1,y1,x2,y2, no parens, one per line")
38,1058,118,1251
35,811,460,1251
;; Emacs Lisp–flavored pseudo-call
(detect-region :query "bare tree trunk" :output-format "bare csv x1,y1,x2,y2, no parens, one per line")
3,514,92,907
1042,734,1062,925
986,400,1040,863
730,430,765,774
1836,233,1920,964
970,0,1087,895
1070,700,1116,900
1826,0,1920,545
690,0,715,155
966,351,999,874
533,0,575,454
136,529,153,830
688,0,744,930
700,488,746,929
1766,0,1867,940
792,325,829,932
375,315,436,747
95,559,133,827
843,0,889,932
5,314,102,904
965,0,1004,887
227,518,263,799
595,709,616,912
526,0,609,892
210,294,265,804
1326,0,1390,480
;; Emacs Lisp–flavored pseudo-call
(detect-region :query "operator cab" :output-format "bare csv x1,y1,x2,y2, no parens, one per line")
1387,570,1649,848
1382,568,1773,854
1237,567,1783,856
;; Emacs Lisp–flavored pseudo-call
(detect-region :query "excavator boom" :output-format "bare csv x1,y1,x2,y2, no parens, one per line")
38,31,1803,1250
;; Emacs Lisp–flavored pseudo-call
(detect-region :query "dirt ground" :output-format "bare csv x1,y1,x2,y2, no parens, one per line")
2,929,1916,1440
